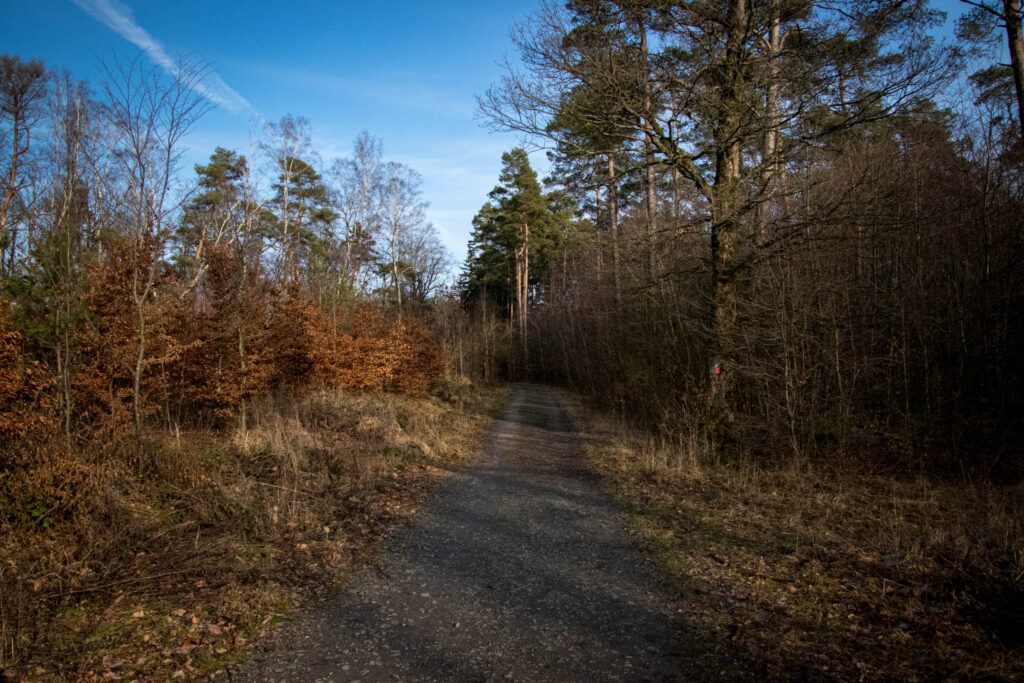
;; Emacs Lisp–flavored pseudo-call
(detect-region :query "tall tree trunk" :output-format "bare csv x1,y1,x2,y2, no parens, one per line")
391,226,402,314
0,116,28,275
758,0,783,244
708,0,747,428
133,299,147,437
1005,0,1024,139
638,17,658,282
517,222,530,369
609,154,620,304
238,251,249,434
673,167,681,220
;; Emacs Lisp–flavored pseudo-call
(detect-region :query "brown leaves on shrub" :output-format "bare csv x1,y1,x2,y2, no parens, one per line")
13,237,444,435
172,245,276,419
75,236,183,434
0,299,53,440
322,304,443,395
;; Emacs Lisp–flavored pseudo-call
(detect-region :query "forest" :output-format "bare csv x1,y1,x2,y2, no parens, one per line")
466,0,1023,475
2,0,1024,678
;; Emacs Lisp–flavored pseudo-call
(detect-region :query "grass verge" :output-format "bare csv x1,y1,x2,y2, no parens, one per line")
564,393,1024,680
1,383,507,681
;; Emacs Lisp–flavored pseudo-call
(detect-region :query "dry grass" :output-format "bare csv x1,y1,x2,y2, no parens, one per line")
565,394,1024,681
0,381,507,681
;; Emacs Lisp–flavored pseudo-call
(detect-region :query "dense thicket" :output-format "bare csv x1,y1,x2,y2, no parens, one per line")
468,0,1024,475
0,54,451,456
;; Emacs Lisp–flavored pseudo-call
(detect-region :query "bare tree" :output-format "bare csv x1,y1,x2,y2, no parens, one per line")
102,53,211,436
379,161,427,313
0,55,48,276
260,115,314,280
349,132,384,291
43,72,94,436
400,221,451,307
328,132,383,294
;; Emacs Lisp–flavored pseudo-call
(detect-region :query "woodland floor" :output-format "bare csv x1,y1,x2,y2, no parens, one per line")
566,392,1024,680
0,387,505,681
8,383,1019,681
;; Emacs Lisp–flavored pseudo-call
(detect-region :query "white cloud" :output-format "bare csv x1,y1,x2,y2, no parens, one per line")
251,64,476,119
70,0,253,115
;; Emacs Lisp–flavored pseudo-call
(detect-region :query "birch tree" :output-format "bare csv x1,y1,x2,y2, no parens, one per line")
329,131,383,293
379,161,427,313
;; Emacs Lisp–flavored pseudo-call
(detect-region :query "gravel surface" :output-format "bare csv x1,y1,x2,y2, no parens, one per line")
228,383,687,682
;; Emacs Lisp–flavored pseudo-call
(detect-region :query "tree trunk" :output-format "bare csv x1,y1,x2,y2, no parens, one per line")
518,222,530,369
638,17,658,282
708,0,747,428
758,0,783,244
609,154,620,304
133,298,147,437
673,167,681,220
391,226,402,313
0,116,28,275
1005,0,1024,139
239,324,248,433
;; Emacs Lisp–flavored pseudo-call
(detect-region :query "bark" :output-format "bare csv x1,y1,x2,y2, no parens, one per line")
517,221,530,367
708,0,748,427
1005,0,1024,139
638,16,657,281
0,115,28,274
673,167,681,220
238,324,248,433
608,154,621,305
392,226,402,313
758,0,783,244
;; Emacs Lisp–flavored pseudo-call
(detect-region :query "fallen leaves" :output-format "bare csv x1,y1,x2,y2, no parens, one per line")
570,397,1024,680
1,386,506,681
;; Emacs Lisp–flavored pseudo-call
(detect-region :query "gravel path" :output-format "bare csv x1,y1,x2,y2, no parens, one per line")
229,383,687,682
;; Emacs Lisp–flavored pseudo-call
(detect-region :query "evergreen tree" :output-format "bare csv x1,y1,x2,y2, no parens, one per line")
269,155,336,282
957,0,1024,138
463,149,563,367
176,147,248,278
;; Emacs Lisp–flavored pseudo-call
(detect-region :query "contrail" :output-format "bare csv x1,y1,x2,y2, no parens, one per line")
70,0,254,115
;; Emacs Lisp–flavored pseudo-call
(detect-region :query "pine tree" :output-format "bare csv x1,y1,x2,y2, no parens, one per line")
463,149,562,370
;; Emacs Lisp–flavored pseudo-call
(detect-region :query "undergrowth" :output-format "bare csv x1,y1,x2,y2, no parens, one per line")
565,394,1024,681
0,380,506,681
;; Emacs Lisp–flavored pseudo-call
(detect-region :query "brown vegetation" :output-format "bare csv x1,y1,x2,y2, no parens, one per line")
568,394,1024,680
0,50,465,680
0,385,505,680
0,302,52,438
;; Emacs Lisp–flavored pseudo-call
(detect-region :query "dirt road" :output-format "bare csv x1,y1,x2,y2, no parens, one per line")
230,384,686,681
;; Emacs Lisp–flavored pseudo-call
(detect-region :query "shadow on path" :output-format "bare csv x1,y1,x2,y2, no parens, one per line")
230,384,707,682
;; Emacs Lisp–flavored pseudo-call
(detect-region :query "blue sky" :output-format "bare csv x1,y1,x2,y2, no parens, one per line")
1,0,971,262
1,0,544,261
